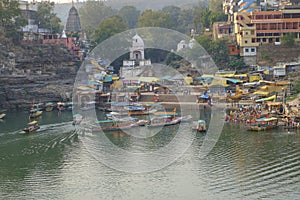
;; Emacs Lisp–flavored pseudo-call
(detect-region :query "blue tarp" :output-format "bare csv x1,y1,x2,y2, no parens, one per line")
200,94,210,99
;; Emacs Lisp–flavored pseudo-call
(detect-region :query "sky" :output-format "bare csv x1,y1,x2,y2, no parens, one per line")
24,0,89,4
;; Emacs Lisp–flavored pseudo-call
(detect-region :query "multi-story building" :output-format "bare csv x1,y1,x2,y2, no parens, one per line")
235,7,300,52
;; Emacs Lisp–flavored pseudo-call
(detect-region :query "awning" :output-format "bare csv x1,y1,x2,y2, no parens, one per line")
138,77,159,83
253,91,269,96
256,117,278,122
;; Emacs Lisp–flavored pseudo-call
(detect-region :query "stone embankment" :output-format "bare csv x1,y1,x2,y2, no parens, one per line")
0,42,80,110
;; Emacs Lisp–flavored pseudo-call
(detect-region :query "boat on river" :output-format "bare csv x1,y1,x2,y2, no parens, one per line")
0,113,6,119
93,119,133,132
23,120,40,133
192,120,207,132
146,116,181,128
247,117,278,131
45,102,54,112
72,114,83,125
29,110,43,118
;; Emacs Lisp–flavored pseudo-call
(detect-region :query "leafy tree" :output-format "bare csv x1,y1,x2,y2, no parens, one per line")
138,9,171,28
0,0,26,42
93,16,127,45
177,9,194,34
209,0,223,13
78,1,116,38
36,1,62,33
195,35,229,69
228,56,248,70
118,6,140,29
281,33,295,47
162,6,180,30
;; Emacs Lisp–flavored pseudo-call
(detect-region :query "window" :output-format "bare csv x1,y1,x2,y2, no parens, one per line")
251,48,255,52
245,48,249,53
251,30,254,35
245,40,248,43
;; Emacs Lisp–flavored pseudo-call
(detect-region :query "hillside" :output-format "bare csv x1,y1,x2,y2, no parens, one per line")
257,44,300,66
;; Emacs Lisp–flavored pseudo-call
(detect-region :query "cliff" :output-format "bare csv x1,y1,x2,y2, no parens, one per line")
0,37,80,110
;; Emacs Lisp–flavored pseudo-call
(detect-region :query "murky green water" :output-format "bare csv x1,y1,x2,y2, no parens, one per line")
0,110,299,199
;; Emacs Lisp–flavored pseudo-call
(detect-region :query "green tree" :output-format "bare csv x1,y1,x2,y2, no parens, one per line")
281,33,295,47
195,35,229,69
177,9,194,34
93,16,127,45
36,1,62,33
118,6,140,29
0,0,26,41
138,9,171,28
78,1,116,37
162,6,180,30
228,56,248,70
209,0,223,13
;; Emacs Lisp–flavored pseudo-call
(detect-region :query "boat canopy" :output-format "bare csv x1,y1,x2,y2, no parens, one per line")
28,120,38,125
255,117,277,122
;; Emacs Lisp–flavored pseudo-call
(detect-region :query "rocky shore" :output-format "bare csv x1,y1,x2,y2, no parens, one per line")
0,42,80,110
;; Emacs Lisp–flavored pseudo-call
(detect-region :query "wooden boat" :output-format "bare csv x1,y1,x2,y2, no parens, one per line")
57,102,66,111
192,120,207,132
0,113,6,119
179,115,193,122
29,110,43,118
72,114,83,125
247,117,278,131
93,119,133,132
45,102,54,112
23,120,40,133
146,116,181,128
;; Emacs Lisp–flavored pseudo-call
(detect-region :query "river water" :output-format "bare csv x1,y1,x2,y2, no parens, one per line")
0,110,299,199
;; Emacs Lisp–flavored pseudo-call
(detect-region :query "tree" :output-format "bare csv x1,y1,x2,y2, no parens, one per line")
93,16,127,45
228,56,248,70
118,6,140,29
162,6,180,30
138,9,171,28
78,1,117,37
209,0,223,13
36,1,62,33
177,9,194,34
282,33,295,47
0,0,26,41
195,35,229,69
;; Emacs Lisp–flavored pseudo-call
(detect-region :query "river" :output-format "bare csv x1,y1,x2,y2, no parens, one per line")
0,110,299,199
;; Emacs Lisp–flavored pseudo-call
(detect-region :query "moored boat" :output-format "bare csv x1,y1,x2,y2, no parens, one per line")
247,117,278,131
146,116,181,128
23,120,40,133
29,110,43,118
192,120,207,132
45,102,54,112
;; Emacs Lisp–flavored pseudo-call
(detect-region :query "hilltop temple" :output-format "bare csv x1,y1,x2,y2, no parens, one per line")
65,1,81,33
120,34,152,78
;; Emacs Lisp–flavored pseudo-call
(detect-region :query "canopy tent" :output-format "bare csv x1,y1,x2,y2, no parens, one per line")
255,94,276,102
138,77,159,83
253,91,269,96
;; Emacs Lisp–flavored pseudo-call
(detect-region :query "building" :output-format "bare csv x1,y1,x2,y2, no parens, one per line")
65,1,81,33
234,8,300,48
120,34,152,78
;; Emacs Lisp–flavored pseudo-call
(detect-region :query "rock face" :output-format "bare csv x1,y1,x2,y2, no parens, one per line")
0,42,80,110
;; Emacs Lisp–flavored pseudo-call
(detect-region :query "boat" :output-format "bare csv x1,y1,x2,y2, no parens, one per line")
179,115,193,122
153,108,178,117
29,110,43,118
23,120,40,133
247,117,278,131
45,102,54,112
192,120,207,132
255,94,276,103
146,116,181,128
93,119,133,132
72,114,83,125
0,113,6,119
57,102,66,111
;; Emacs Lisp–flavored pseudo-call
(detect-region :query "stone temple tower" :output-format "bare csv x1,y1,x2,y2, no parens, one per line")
65,1,81,32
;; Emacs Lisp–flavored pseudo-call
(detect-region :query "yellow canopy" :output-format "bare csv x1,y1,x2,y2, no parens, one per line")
253,91,269,96
138,77,159,83
28,120,38,125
